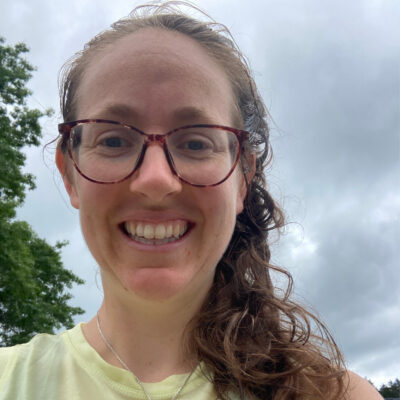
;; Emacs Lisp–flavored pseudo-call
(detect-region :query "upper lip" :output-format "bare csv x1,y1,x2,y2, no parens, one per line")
117,210,195,225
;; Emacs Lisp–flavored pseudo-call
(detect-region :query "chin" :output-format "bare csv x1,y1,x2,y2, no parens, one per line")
122,267,195,302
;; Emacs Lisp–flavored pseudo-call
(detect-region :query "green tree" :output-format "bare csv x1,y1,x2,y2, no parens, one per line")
0,37,84,346
379,378,400,398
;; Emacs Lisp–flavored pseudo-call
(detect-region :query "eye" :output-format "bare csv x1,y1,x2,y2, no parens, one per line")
94,128,142,151
86,126,143,157
168,127,232,161
100,135,129,148
181,137,212,151
172,134,214,160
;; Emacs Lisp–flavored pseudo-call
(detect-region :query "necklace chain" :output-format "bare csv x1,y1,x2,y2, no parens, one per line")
96,313,193,400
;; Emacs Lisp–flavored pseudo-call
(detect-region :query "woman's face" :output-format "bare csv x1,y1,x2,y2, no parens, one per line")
58,28,247,304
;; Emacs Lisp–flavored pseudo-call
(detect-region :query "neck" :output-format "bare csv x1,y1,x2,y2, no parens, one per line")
83,287,205,382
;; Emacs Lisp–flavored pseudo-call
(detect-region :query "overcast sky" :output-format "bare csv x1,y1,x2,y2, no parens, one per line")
1,0,399,388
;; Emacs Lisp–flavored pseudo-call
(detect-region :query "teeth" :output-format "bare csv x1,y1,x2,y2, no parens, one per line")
125,221,188,242
166,224,173,238
136,223,144,237
144,224,154,239
155,224,166,239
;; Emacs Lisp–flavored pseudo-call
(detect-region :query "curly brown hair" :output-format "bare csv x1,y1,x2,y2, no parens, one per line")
58,2,347,399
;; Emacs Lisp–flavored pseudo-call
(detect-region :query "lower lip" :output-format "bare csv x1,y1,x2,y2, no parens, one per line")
119,225,193,252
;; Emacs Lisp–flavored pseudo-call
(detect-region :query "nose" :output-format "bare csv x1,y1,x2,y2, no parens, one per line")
128,144,182,201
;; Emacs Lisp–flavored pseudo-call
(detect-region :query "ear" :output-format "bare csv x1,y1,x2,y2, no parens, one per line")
236,153,256,215
56,147,80,209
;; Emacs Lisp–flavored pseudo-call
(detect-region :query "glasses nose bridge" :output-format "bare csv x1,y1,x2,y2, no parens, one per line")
141,132,170,163
139,132,174,174
143,133,167,147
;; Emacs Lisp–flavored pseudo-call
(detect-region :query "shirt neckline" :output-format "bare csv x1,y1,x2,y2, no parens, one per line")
63,322,208,398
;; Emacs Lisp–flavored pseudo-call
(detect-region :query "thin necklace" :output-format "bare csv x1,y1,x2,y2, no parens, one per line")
96,313,194,400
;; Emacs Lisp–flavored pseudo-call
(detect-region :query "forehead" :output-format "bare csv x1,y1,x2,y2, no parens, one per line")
76,28,236,126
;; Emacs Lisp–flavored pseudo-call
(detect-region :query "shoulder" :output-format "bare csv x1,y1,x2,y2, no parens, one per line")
0,328,75,380
0,345,18,379
0,326,83,397
345,371,383,400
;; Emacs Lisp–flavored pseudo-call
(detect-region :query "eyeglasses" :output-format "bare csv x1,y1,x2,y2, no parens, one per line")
58,119,249,187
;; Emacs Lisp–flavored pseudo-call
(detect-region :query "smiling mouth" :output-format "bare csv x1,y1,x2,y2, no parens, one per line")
123,220,190,245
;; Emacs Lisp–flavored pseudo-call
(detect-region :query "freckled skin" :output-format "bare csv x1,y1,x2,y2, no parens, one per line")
60,28,247,306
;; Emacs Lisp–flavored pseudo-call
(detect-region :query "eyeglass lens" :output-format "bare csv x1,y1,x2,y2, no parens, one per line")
69,122,240,185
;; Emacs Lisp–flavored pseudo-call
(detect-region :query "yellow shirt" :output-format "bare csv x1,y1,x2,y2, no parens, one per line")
0,323,221,400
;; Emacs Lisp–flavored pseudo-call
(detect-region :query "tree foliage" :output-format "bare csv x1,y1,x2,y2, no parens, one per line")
0,37,84,346
379,378,400,398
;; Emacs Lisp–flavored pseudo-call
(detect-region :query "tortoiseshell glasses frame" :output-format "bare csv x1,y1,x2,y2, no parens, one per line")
58,119,250,187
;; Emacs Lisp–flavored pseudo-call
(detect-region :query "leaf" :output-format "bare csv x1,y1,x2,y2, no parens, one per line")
0,37,84,347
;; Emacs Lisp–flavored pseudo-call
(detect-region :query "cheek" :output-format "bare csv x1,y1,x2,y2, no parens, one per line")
203,187,239,240
204,203,237,270
79,201,101,242
58,156,81,209
77,188,117,266
75,183,112,233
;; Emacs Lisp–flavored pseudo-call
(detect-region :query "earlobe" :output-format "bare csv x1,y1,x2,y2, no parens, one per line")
236,176,246,215
236,153,256,215
55,148,80,209
244,153,256,182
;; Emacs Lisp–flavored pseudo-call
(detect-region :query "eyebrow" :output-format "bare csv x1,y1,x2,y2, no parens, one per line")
172,106,214,124
92,103,216,125
93,103,139,120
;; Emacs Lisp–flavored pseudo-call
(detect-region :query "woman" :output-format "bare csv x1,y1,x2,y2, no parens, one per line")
0,2,382,399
